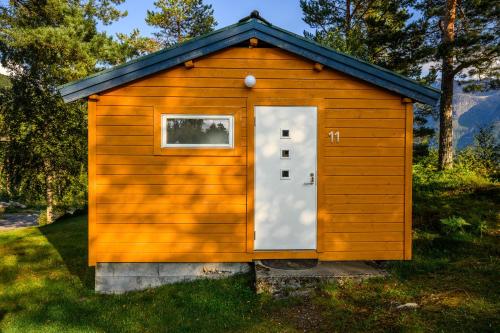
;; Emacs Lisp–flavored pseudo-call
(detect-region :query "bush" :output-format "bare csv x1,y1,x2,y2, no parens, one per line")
440,216,470,235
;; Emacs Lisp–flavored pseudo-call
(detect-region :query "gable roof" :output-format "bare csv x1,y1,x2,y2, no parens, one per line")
59,16,441,105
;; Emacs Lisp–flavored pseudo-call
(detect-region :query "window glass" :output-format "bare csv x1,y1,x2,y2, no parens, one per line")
162,115,233,148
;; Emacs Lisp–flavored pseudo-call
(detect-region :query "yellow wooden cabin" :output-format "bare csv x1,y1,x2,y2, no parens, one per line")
60,14,440,291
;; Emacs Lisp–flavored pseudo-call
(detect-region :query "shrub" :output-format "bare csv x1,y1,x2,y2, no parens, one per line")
440,216,470,235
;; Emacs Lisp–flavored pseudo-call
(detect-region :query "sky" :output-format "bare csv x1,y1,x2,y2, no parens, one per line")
99,0,311,37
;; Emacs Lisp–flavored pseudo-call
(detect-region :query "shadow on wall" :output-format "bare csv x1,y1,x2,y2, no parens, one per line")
40,214,95,289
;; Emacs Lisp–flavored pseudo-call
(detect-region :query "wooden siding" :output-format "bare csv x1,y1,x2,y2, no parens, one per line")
89,46,410,265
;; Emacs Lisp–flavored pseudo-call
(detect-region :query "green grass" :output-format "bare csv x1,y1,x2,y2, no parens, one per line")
1,179,499,332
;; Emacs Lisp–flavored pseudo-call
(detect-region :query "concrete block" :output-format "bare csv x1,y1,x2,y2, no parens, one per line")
95,262,251,294
95,263,115,277
111,263,159,277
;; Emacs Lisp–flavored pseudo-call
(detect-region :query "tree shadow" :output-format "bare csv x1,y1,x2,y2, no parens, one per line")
39,214,95,290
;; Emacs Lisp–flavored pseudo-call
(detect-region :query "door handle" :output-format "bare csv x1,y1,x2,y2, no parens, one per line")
303,173,315,185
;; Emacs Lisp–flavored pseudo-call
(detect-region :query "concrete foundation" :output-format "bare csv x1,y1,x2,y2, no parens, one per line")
255,261,386,297
95,262,251,294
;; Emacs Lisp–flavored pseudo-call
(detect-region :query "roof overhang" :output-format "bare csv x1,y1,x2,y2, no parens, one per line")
59,19,441,106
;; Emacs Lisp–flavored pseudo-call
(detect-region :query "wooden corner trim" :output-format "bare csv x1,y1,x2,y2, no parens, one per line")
402,97,413,104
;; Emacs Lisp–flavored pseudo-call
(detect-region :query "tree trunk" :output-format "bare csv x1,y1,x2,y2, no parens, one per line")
438,0,457,170
345,0,351,34
44,161,55,224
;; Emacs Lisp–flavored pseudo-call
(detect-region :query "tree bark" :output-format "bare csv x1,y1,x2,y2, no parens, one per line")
345,0,351,34
44,160,55,224
438,0,457,170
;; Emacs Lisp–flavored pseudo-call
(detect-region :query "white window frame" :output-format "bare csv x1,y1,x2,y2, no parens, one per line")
161,114,234,148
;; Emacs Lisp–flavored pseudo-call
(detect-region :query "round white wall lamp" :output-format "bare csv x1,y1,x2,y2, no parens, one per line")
244,75,256,88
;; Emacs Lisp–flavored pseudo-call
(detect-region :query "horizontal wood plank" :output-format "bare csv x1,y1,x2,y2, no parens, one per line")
323,241,403,252
96,232,246,243
96,115,153,126
319,251,403,260
321,137,405,147
96,184,246,195
325,109,404,119
96,126,153,136
96,155,247,165
324,165,404,176
129,77,373,90
95,242,246,253
97,136,153,146
97,146,153,155
324,195,404,204
95,252,252,262
96,223,246,234
96,106,153,116
97,96,246,107
324,223,403,233
325,232,403,242
324,99,402,109
96,203,246,214
96,165,246,175
325,184,404,195
324,147,404,157
324,157,405,166
325,204,404,214
326,213,404,223
96,194,247,205
97,213,246,224
96,174,246,185
325,119,405,128
325,176,404,185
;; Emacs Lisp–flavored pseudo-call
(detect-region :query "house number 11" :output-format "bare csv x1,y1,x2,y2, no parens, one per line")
329,131,340,144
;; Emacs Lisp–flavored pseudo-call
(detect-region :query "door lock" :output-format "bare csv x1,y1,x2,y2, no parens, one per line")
303,172,315,185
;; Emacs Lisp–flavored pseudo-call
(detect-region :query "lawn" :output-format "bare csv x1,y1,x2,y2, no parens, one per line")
1,181,499,332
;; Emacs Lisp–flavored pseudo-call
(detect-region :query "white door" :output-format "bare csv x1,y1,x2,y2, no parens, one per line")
254,106,317,250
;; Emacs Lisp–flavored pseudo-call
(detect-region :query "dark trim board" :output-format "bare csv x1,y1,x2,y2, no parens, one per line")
58,18,440,106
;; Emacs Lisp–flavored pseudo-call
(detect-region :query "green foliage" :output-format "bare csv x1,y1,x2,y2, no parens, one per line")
415,0,499,86
412,149,498,234
0,0,137,220
0,73,10,88
146,0,217,47
440,216,469,235
300,0,425,77
116,28,162,58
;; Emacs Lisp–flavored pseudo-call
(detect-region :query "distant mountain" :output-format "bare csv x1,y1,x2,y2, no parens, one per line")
421,82,500,149
453,84,499,149
0,74,10,89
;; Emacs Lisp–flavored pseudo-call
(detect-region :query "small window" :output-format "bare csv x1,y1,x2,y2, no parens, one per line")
280,169,290,179
280,149,290,159
161,114,234,148
281,129,290,138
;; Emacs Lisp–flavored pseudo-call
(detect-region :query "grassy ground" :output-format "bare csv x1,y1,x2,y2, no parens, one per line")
1,183,499,332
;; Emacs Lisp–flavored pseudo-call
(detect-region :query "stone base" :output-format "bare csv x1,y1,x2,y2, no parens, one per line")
255,260,386,297
95,262,251,294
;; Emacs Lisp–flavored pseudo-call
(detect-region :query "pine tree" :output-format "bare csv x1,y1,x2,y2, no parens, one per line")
0,0,130,223
146,0,216,47
300,0,425,77
415,0,499,170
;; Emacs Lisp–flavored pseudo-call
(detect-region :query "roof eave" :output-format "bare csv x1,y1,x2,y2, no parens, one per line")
59,19,440,106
